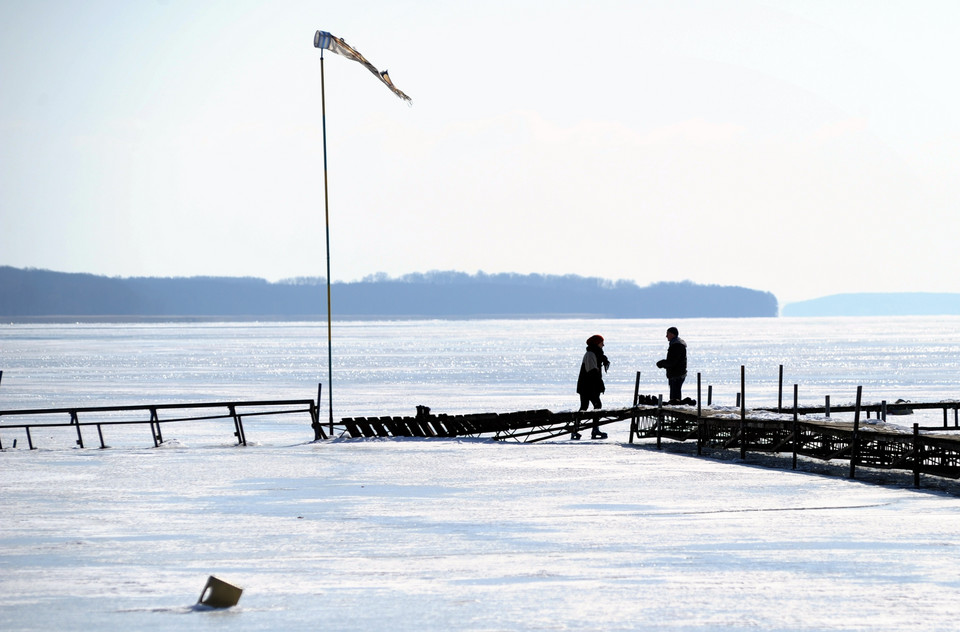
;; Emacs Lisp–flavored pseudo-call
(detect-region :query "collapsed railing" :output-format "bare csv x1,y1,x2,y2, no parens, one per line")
0,397,326,450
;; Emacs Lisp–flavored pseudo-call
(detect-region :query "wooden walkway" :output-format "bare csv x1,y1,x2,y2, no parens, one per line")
629,396,960,488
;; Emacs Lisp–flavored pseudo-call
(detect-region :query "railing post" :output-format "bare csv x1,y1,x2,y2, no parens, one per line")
237,414,247,446
707,384,712,406
311,383,326,441
825,395,831,418
229,405,247,446
96,424,106,449
71,411,84,448
149,408,161,447
778,364,783,414
26,426,34,450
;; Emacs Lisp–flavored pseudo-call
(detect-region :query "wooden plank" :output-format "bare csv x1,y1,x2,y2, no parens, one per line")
341,418,362,438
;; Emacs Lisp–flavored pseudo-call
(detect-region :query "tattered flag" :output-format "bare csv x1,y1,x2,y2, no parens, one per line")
313,30,411,103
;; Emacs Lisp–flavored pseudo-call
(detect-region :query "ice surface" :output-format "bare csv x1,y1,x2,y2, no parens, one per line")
3,435,960,631
4,317,960,630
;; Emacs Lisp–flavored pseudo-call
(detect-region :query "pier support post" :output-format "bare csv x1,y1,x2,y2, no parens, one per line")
696,373,703,456
739,366,746,460
913,423,921,488
629,371,641,444
849,386,862,479
792,384,799,470
656,395,663,450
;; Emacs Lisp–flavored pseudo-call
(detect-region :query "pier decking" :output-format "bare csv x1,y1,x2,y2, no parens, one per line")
339,406,640,443
627,396,960,488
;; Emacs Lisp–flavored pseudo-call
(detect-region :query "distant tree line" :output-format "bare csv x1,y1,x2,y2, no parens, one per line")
0,266,779,319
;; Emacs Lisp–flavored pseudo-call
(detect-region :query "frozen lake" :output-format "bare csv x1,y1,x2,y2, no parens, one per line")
3,317,960,630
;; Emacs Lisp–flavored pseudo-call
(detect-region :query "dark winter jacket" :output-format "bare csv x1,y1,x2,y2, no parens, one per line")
657,337,687,378
576,344,608,396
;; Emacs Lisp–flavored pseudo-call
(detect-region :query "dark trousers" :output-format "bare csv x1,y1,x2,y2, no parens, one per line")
668,375,685,402
578,393,602,434
579,393,602,411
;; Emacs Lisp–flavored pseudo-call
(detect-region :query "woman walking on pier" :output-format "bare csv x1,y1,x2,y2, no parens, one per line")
575,334,610,440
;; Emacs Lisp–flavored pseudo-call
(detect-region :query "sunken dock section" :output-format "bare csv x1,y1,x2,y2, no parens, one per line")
338,405,640,443
0,399,325,450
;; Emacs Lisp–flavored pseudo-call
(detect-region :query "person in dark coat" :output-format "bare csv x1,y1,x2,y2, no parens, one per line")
575,334,610,440
656,326,687,404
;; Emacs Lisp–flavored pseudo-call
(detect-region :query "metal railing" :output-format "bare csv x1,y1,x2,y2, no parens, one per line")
0,397,324,450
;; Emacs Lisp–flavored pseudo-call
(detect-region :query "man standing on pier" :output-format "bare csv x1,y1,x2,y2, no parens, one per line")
656,326,687,404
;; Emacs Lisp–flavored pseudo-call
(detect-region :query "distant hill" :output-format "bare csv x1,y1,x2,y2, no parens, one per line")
782,293,960,317
0,266,778,320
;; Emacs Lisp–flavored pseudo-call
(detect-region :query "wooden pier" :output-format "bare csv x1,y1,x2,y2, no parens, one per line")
334,379,960,490
628,393,960,489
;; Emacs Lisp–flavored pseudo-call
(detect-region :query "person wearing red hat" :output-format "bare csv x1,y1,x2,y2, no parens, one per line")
574,334,610,440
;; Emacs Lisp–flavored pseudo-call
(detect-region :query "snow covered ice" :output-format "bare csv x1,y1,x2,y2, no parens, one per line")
5,433,960,631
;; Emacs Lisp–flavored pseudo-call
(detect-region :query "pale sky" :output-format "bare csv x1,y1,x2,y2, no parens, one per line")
2,0,959,304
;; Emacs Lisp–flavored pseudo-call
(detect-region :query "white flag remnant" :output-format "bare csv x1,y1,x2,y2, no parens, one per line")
313,30,411,103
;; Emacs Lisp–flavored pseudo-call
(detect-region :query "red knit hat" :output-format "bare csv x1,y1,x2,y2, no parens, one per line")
586,335,604,346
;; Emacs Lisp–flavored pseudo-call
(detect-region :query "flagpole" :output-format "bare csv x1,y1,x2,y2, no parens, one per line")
313,30,410,437
320,50,334,433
